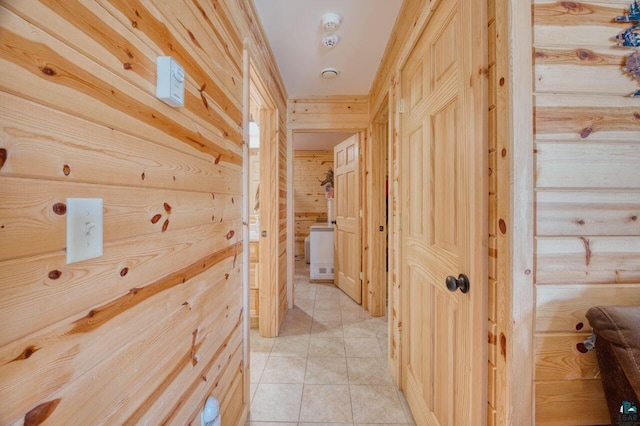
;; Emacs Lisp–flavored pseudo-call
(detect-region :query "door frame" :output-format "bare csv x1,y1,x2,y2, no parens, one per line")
242,51,281,339
287,127,366,309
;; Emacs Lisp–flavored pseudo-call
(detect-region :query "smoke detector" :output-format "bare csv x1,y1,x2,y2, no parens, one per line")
322,34,339,48
321,68,339,79
322,13,341,32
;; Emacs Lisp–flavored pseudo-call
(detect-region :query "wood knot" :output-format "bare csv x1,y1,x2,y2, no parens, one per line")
499,219,507,235
12,345,39,362
575,322,584,331
561,1,580,11
535,50,547,59
40,67,56,76
25,399,61,426
214,154,222,164
131,20,138,28
579,127,593,139
52,203,67,215
632,216,638,221
162,219,169,232
163,202,172,214
225,273,230,280
576,49,596,61
576,219,585,226
123,62,132,70
576,342,588,353
501,148,507,158
499,77,505,86
48,270,62,280
0,148,7,170
62,164,71,176
125,49,134,59
141,172,146,180
499,333,506,359
120,267,129,277
226,230,235,240
87,309,96,318
150,214,162,224
634,113,640,120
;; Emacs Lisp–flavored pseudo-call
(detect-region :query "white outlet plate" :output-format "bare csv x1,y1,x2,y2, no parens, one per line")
66,198,103,264
156,56,185,107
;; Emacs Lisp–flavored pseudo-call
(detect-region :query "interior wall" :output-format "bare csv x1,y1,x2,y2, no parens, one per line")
0,1,285,424
532,1,640,424
293,151,334,257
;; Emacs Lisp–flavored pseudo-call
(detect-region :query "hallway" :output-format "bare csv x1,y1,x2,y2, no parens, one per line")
247,261,415,425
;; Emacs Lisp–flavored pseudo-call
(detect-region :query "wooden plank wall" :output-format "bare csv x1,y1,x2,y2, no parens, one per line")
293,151,334,257
532,1,640,424
0,0,285,424
288,96,370,131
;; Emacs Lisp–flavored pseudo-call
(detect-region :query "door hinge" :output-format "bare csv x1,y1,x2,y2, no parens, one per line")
359,271,363,280
359,209,363,218
398,99,405,114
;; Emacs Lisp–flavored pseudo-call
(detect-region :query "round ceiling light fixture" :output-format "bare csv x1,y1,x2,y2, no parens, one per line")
322,34,339,48
321,68,339,79
322,13,341,32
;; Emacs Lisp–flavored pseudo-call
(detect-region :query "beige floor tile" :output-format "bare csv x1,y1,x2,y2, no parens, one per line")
270,335,310,357
278,321,313,337
314,297,341,310
300,384,353,423
311,320,344,338
350,385,408,424
249,383,303,422
397,389,416,425
250,355,268,383
247,423,297,426
313,308,342,321
250,330,275,355
347,357,394,385
343,321,376,338
378,335,389,355
308,337,346,357
344,337,383,358
305,357,349,384
260,356,307,384
341,310,371,325
300,423,354,426
250,382,258,402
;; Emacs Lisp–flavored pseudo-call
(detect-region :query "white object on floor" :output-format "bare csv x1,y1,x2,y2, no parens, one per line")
201,396,221,426
310,224,334,280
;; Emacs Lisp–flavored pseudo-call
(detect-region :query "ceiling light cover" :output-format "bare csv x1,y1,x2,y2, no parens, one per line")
321,68,339,79
322,34,339,48
322,13,341,32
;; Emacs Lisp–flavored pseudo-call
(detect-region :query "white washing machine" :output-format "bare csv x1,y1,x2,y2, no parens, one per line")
309,224,334,281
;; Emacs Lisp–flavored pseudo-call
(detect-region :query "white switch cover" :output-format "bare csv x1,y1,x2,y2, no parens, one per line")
156,56,185,107
66,198,103,264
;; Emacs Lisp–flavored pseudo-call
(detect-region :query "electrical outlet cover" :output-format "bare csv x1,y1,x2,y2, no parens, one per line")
66,198,103,264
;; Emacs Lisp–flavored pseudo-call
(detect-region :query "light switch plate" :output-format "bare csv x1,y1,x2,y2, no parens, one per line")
66,198,103,264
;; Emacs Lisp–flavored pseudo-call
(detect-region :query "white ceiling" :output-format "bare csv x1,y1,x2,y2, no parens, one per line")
253,0,403,97
294,132,354,150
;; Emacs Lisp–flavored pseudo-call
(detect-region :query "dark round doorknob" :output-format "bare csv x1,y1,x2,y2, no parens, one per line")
445,274,470,293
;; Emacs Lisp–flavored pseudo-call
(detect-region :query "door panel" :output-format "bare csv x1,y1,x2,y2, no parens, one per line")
400,0,486,423
334,134,361,303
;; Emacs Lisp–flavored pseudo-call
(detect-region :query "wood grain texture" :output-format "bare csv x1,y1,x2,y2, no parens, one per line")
287,97,369,130
293,150,333,256
0,0,286,424
535,380,610,425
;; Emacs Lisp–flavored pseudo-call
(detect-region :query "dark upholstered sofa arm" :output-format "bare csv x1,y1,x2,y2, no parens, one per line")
586,306,640,425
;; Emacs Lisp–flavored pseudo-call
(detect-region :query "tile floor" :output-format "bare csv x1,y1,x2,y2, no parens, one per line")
247,260,416,426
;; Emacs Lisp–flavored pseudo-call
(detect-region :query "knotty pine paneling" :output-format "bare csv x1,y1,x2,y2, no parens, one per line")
293,150,334,256
533,1,640,423
288,96,369,130
0,1,286,424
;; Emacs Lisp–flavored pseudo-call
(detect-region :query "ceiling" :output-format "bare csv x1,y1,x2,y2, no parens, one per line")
293,132,354,150
253,0,403,97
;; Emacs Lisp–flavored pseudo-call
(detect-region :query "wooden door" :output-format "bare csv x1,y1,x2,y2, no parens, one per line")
334,134,362,304
400,0,487,423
